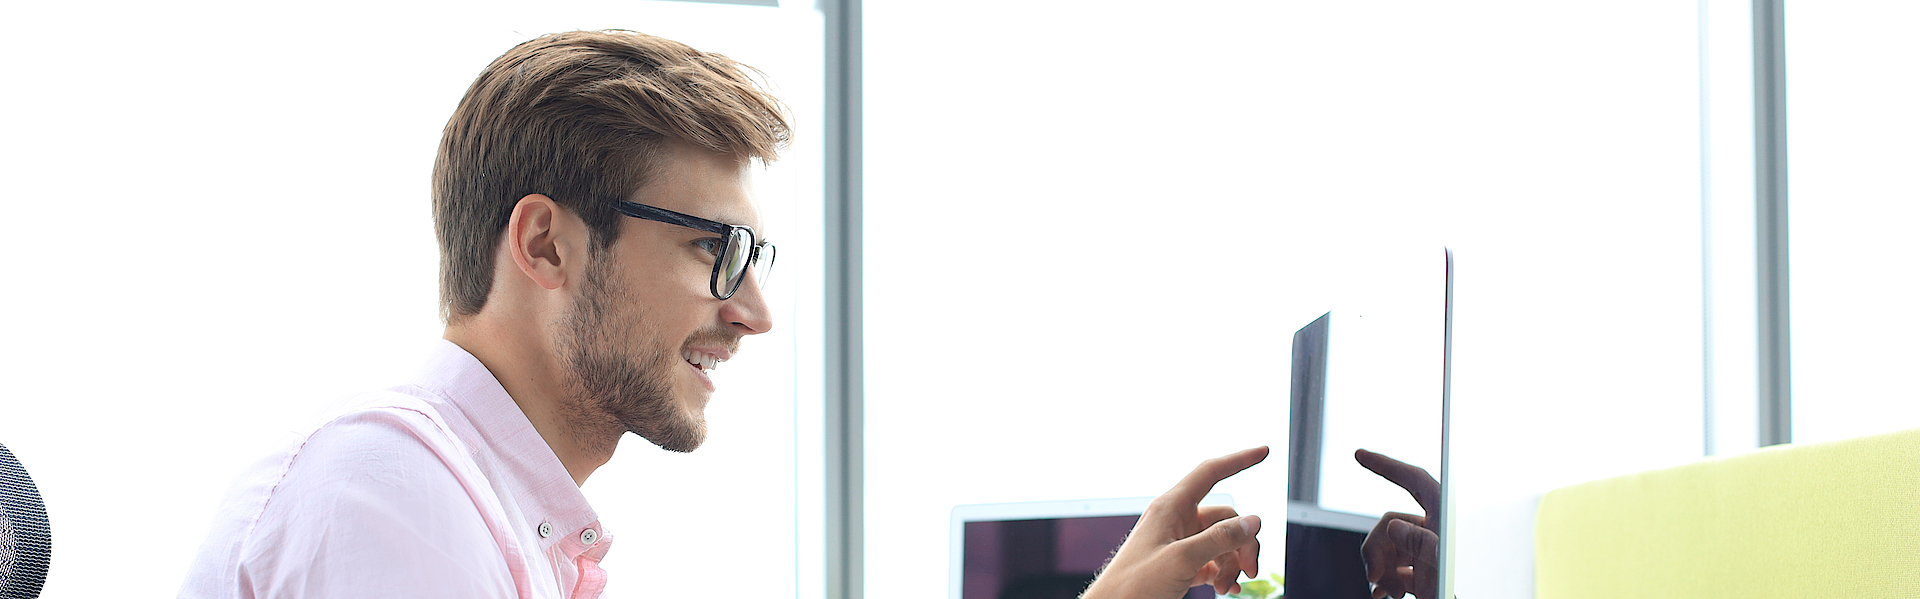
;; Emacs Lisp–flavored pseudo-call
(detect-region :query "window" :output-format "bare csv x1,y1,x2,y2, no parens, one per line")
1785,1,1920,445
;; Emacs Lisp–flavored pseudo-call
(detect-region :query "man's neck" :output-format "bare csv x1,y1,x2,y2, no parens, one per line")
444,318,616,486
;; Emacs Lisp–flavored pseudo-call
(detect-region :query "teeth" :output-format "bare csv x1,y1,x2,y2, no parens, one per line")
682,351,724,372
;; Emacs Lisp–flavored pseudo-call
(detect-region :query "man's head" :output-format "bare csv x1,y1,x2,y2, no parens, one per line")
435,30,789,319
434,30,789,455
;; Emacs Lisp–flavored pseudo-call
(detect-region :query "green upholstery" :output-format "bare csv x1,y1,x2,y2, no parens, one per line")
1535,427,1920,598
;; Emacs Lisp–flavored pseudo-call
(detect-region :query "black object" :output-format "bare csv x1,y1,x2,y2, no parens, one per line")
0,441,51,599
1284,521,1372,599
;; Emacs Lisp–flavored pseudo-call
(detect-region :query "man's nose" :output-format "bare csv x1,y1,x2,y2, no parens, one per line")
721,271,773,335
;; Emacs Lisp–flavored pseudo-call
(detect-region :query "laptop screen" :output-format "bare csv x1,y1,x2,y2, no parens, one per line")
963,515,1212,599
950,495,1230,599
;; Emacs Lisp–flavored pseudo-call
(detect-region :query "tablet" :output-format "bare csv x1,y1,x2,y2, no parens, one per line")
1283,248,1454,598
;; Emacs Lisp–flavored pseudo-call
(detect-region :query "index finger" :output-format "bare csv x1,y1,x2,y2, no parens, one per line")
1165,446,1270,506
1354,449,1439,515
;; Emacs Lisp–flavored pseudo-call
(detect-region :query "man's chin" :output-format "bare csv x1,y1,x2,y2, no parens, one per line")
629,413,707,453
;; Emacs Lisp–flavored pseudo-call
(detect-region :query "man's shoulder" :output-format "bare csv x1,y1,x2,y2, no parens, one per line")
252,387,494,544
201,388,472,521
306,387,464,450
177,389,517,598
282,390,467,481
256,393,493,533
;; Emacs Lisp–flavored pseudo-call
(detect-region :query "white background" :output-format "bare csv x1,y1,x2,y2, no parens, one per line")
0,2,823,597
865,3,1708,599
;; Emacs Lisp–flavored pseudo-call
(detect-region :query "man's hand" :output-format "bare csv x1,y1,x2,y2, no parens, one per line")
1354,449,1440,599
1082,446,1268,599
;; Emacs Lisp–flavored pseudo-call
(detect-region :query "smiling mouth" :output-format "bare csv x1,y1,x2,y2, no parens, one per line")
682,350,725,372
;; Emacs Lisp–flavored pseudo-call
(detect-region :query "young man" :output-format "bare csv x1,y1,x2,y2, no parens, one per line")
179,30,1262,599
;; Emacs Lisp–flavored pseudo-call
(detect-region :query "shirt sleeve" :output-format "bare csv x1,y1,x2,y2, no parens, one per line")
234,408,519,599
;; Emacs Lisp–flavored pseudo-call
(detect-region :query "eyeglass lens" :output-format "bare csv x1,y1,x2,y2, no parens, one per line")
719,228,754,297
715,229,775,299
753,243,775,287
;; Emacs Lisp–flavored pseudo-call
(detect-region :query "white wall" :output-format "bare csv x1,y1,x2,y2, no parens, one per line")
0,2,822,597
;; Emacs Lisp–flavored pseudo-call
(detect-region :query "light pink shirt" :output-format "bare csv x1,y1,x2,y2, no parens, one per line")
179,340,613,599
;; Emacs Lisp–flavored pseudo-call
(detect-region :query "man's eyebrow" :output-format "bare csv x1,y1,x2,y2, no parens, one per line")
697,216,770,239
710,214,766,233
681,205,750,226
653,208,755,231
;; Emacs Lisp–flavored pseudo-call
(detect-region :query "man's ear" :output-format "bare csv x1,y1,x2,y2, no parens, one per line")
506,194,578,291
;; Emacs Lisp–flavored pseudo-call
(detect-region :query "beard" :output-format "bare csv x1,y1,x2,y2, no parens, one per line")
556,253,707,454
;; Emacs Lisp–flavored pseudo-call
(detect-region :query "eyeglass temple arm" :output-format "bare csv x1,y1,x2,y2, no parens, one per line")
612,200,734,235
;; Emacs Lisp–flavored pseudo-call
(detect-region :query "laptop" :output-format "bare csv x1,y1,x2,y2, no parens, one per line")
949,495,1231,599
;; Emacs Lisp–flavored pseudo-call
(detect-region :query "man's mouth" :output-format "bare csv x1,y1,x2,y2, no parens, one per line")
682,350,726,372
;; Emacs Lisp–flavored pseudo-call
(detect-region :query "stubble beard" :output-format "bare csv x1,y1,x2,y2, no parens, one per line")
557,252,707,455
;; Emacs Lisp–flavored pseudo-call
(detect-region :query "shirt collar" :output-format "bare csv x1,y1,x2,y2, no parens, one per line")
409,339,601,553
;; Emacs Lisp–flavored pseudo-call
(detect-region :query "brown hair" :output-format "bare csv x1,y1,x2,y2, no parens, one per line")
433,30,790,321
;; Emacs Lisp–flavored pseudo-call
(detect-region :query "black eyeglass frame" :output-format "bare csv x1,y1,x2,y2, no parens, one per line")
612,200,774,300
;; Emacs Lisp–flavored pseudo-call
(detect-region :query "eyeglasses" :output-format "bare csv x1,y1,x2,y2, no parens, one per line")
612,200,775,300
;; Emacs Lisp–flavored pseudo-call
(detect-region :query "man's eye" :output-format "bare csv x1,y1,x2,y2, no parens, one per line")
693,238,724,256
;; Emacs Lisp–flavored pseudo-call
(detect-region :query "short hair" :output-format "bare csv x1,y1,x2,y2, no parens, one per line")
433,30,791,321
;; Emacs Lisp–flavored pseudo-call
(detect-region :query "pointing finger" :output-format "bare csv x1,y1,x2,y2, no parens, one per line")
1164,447,1270,508
1355,449,1439,515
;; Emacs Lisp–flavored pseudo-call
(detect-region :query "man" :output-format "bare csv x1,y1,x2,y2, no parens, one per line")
179,30,1262,599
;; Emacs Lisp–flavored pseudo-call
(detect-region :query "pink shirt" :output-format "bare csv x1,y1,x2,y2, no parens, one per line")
179,340,613,599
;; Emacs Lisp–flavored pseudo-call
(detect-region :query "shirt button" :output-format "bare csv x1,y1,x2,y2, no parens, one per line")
580,528,599,545
538,522,554,538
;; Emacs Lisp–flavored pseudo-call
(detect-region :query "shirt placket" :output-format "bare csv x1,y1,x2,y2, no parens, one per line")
546,521,612,599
